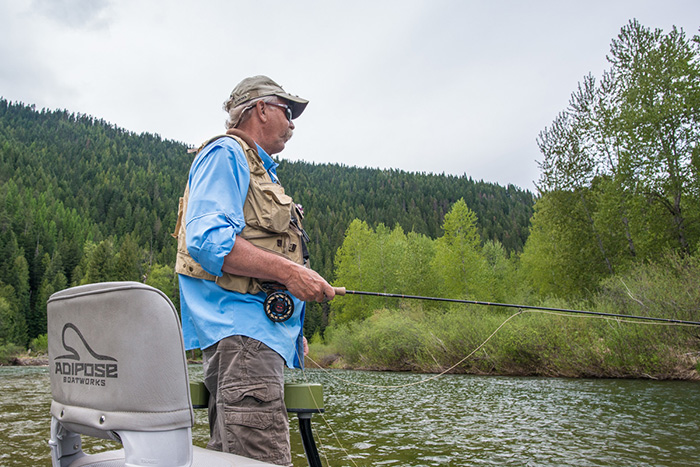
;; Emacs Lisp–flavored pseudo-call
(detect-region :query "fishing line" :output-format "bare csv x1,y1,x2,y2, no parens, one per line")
304,309,525,390
521,309,700,327
282,309,524,467
281,320,358,467
277,287,698,465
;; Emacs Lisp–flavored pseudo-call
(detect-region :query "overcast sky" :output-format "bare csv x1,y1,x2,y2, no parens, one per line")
1,1,698,192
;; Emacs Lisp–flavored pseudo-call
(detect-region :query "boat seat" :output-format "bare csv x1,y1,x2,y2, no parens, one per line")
47,281,277,467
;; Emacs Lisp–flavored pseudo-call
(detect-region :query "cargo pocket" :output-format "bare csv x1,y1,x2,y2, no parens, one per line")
245,180,292,233
221,382,287,461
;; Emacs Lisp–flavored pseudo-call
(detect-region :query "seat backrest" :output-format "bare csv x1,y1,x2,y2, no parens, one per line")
47,281,194,440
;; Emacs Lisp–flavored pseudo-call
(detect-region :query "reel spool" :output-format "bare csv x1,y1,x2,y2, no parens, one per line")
264,291,294,322
262,282,294,322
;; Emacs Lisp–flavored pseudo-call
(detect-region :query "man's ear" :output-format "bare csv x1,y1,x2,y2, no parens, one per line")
256,100,269,123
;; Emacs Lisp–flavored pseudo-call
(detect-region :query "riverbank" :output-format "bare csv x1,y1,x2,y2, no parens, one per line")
312,305,700,381
5,349,699,381
6,340,699,382
0,355,48,366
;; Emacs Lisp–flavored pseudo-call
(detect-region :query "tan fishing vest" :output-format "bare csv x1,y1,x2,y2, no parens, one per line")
173,130,307,294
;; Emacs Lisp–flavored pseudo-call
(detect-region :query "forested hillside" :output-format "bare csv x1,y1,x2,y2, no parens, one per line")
0,98,534,348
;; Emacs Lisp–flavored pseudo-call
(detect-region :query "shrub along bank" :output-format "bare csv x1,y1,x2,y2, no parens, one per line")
308,306,698,380
308,256,700,380
309,307,698,380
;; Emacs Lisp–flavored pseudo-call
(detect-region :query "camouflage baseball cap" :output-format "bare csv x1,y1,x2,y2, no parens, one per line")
229,75,309,119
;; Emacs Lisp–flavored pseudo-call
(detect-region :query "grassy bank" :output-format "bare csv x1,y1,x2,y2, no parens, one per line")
0,345,48,366
308,256,700,380
0,334,48,366
307,306,699,380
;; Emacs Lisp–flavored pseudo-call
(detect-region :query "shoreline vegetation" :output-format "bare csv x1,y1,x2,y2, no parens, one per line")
304,309,700,382
9,312,698,382
8,318,699,382
1,354,48,366
5,345,698,381
4,249,698,382
7,350,698,381
5,251,699,381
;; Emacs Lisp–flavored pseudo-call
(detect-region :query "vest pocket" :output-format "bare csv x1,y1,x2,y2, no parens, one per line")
243,232,304,265
245,180,292,233
174,250,217,281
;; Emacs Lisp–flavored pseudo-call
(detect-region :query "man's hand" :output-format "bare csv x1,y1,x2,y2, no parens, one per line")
280,263,335,303
221,236,335,303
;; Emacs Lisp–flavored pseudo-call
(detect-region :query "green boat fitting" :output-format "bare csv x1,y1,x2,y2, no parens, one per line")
189,380,324,467
189,381,324,413
190,381,210,409
283,382,324,414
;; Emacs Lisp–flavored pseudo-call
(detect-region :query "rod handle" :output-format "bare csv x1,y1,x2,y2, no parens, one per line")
333,287,346,296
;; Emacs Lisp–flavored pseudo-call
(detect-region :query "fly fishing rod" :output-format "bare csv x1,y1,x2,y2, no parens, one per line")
332,287,700,327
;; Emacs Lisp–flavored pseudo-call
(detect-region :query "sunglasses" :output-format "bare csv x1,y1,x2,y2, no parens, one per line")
265,102,293,122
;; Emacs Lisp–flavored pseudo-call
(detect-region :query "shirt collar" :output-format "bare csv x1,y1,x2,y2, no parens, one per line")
256,144,280,181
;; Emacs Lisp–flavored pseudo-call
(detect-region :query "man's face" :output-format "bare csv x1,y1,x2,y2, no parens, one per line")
263,99,295,155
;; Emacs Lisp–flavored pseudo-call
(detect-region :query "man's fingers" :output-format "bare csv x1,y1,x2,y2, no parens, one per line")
284,267,335,303
321,285,336,302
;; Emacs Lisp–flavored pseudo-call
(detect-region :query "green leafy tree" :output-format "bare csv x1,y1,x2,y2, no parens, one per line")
145,263,179,306
0,231,21,287
431,199,490,300
519,192,608,297
82,240,115,285
34,252,67,337
331,219,376,323
398,231,437,298
532,20,700,297
608,21,700,255
482,239,514,303
11,255,31,336
369,223,405,297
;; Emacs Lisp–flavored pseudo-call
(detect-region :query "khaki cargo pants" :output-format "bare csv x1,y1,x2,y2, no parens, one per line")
203,335,291,466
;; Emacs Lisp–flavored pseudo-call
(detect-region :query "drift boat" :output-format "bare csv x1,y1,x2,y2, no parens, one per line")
47,281,324,467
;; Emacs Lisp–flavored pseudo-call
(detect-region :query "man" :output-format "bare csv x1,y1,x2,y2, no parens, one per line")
174,75,335,466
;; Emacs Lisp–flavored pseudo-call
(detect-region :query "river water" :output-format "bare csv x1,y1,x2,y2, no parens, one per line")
0,365,698,466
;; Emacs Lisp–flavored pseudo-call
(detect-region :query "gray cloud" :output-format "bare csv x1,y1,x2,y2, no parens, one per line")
32,0,111,29
1,0,698,192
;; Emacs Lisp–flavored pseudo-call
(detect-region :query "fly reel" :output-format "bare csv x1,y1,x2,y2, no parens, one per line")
261,282,294,322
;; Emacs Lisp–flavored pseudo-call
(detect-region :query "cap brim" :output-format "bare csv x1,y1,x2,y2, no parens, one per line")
276,92,309,119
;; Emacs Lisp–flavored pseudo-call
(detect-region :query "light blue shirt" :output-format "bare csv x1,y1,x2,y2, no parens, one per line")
178,136,305,368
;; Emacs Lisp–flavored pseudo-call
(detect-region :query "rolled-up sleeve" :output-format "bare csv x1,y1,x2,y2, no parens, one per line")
185,138,250,276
